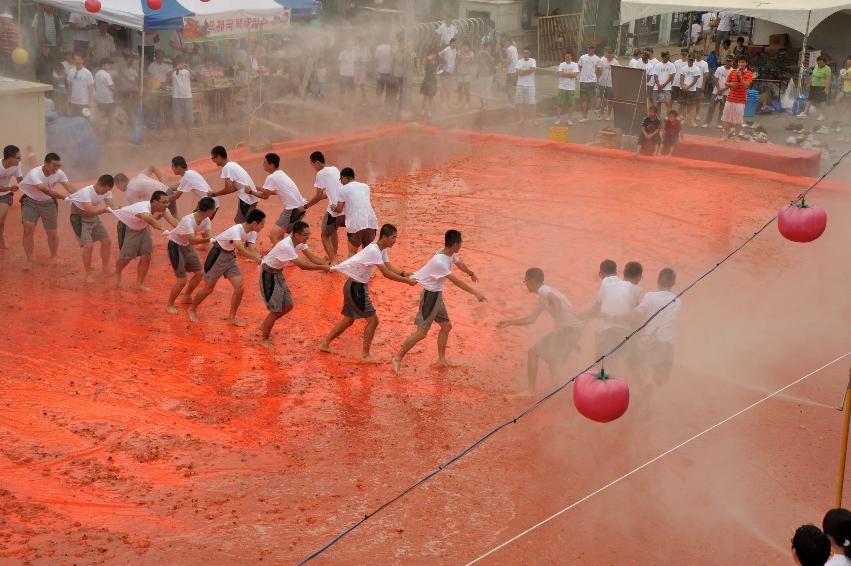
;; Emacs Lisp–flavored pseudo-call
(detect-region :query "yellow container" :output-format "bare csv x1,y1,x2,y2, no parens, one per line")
548,126,570,143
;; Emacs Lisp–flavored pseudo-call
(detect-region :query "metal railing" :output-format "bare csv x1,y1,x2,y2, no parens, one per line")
537,13,581,67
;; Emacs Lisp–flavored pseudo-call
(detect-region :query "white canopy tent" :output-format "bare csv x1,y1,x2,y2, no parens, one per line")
620,0,851,86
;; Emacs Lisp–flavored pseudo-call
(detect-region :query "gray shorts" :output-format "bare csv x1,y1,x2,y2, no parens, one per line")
275,208,305,232
172,97,193,125
21,195,59,230
70,212,109,245
342,279,375,319
640,338,674,386
234,199,258,224
0,192,12,206
653,90,671,103
347,228,376,249
259,266,293,313
322,212,345,238
203,243,240,284
533,325,580,366
167,240,202,278
117,222,153,260
414,290,450,330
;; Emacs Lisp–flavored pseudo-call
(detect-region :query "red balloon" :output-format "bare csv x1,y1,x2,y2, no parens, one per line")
84,0,101,13
147,0,163,9
778,201,827,243
573,370,630,423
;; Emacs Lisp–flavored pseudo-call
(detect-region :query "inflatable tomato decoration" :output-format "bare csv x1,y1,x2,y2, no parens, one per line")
85,0,101,13
573,370,630,423
778,200,827,243
147,0,163,9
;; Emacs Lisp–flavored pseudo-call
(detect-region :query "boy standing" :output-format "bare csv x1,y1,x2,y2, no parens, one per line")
703,55,732,128
721,55,753,140
661,110,683,155
637,106,662,156
189,209,266,326
652,51,676,115
94,58,116,137
66,174,114,282
392,229,485,373
165,196,216,314
514,47,537,125
258,220,330,349
555,51,578,125
577,45,600,122
498,267,582,394
318,224,416,361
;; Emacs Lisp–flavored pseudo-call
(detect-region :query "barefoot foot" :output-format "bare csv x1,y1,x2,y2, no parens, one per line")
359,354,380,364
166,304,179,314
23,262,33,272
318,341,333,353
85,273,96,283
188,309,200,323
228,317,246,327
391,356,402,374
261,339,274,350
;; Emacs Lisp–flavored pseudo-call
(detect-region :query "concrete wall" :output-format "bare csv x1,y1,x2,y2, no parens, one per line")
0,78,49,162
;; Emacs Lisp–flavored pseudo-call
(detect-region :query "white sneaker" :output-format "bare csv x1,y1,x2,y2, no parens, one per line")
566,119,574,125
808,105,817,114
796,113,806,118
817,114,825,121
578,118,588,123
701,123,709,128
554,119,562,125
716,124,723,129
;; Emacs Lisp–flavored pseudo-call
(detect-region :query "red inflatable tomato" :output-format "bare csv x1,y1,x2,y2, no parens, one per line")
778,200,827,243
84,0,101,13
147,0,163,9
573,370,629,423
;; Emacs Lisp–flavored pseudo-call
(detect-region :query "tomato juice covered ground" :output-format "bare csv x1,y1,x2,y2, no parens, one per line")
1,125,850,564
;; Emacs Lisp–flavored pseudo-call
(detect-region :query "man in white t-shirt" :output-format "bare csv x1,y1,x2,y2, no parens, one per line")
693,51,710,125
189,209,266,326
631,267,681,386
165,196,216,314
68,12,95,57
259,220,330,349
392,229,485,373
503,38,519,104
111,189,176,291
168,55,193,141
247,152,307,244
67,54,94,117
596,48,619,120
167,155,216,216
147,49,170,83
94,57,116,135
319,223,417,361
303,151,344,265
680,55,703,126
499,267,583,394
701,12,717,53
374,40,393,103
19,152,74,271
439,38,459,105
715,11,735,56
208,145,258,224
704,54,733,127
332,167,378,257
577,45,600,122
652,51,676,114
0,144,23,249
66,174,115,283
514,47,537,124
672,48,689,108
555,51,579,125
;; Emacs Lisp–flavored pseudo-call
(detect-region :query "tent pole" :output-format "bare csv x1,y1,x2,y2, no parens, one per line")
798,11,811,92
139,30,144,116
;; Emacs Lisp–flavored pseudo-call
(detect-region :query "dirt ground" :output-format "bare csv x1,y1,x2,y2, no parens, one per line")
1,126,850,565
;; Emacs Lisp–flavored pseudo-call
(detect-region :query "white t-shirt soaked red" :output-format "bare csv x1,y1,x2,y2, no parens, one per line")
177,169,217,207
634,290,681,344
538,284,583,329
19,166,68,202
598,275,644,332
263,169,306,210
168,212,212,246
262,235,307,270
315,165,343,218
0,161,22,197
214,223,258,252
339,181,378,233
221,161,257,206
113,200,156,230
332,242,388,284
413,252,459,292
67,185,112,209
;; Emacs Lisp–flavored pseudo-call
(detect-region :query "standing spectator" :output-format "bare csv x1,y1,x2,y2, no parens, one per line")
67,54,94,117
439,37,458,106
338,42,356,108
68,12,96,57
596,48,618,120
555,51,578,125
671,48,688,109
420,49,438,118
636,106,662,155
835,56,851,137
714,11,735,56
645,47,659,96
435,18,457,47
577,44,599,122
823,508,851,566
374,38,392,104
89,21,116,64
652,50,676,115
147,49,170,84
693,50,709,125
628,48,642,68
94,58,116,136
456,42,474,108
514,47,537,125
689,19,701,47
34,43,56,85
799,55,831,120
353,41,370,107
475,41,496,110
0,4,19,76
118,49,140,115
717,38,733,62
390,35,412,112
141,31,159,66
61,47,75,75
721,55,752,139
679,54,702,126
700,11,716,54
660,110,682,155
732,36,747,59
32,6,62,50
502,37,519,105
703,54,732,128
169,55,193,141
790,524,831,566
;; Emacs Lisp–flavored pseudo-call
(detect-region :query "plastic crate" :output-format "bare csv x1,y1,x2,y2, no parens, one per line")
548,126,570,143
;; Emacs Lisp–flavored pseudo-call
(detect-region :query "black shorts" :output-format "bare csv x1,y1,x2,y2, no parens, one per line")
809,85,827,103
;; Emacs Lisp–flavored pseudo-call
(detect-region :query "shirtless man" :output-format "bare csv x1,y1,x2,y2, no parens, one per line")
189,208,266,326
319,223,416,361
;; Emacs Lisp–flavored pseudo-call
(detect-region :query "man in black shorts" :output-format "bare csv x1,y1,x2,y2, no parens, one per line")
302,151,344,264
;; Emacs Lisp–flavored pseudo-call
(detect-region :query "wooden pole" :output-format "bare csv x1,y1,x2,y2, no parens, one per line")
835,366,851,508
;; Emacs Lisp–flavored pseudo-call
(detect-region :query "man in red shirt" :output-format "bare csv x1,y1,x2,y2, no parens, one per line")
721,55,753,140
